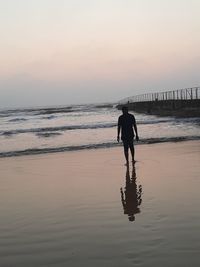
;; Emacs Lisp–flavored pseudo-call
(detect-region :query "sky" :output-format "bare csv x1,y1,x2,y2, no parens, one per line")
0,0,200,108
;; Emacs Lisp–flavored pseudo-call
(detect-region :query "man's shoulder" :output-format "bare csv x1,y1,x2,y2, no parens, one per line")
118,113,135,122
128,113,135,120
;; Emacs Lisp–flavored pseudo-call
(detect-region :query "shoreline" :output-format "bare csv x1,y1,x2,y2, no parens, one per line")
0,138,200,159
0,139,199,161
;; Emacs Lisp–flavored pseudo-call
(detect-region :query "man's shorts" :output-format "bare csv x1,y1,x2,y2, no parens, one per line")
122,138,134,150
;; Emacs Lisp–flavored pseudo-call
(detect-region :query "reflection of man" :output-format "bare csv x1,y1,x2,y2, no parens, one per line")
120,165,142,222
117,106,139,165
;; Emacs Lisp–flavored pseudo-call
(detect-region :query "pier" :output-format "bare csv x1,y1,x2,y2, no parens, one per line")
117,87,200,117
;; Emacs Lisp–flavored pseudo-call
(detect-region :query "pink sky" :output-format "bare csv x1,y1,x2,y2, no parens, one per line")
0,0,200,107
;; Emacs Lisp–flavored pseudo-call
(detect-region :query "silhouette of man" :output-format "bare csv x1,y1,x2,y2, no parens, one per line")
117,106,139,164
120,164,142,222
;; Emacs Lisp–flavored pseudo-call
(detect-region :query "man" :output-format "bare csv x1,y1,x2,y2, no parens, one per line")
117,106,139,164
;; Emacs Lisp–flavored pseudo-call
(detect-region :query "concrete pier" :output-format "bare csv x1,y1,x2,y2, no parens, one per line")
117,87,200,117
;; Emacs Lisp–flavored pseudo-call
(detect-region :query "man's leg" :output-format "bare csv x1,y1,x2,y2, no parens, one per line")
123,140,129,164
129,140,135,163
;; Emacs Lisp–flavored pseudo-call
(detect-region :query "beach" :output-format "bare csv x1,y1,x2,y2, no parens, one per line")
0,140,200,267
1,0,200,266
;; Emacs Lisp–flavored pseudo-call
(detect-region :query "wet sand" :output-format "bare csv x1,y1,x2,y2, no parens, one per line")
0,141,200,267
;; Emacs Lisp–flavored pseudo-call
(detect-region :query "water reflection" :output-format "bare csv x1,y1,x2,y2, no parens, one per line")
120,164,142,222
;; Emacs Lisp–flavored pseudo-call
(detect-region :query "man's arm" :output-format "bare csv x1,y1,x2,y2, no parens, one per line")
133,119,139,141
117,118,121,142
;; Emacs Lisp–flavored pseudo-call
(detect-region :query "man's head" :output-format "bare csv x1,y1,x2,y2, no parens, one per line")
122,106,128,115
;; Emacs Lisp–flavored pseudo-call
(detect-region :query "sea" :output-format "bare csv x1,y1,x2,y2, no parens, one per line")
0,103,200,157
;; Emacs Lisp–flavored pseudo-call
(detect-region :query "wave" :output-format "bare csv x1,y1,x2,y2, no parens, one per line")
1,123,117,136
141,136,200,144
33,104,114,115
36,132,62,138
138,119,172,125
2,116,200,136
138,117,200,125
8,118,27,122
0,106,74,118
0,142,118,158
93,104,114,108
35,107,74,115
0,136,199,158
43,115,56,120
2,131,14,136
0,104,114,118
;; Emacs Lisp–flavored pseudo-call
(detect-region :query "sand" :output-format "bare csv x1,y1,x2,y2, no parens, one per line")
0,141,200,267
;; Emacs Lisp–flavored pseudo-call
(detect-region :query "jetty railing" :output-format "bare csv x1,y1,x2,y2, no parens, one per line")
119,87,200,104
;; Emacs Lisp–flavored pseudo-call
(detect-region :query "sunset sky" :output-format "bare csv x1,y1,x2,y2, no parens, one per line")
0,0,200,108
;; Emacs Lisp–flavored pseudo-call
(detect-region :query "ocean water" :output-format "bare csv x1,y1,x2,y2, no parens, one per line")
0,103,199,157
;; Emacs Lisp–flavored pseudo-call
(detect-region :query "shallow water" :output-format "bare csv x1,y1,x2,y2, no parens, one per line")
0,142,199,266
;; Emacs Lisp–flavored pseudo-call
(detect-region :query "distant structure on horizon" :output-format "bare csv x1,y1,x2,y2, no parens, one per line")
117,87,200,117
